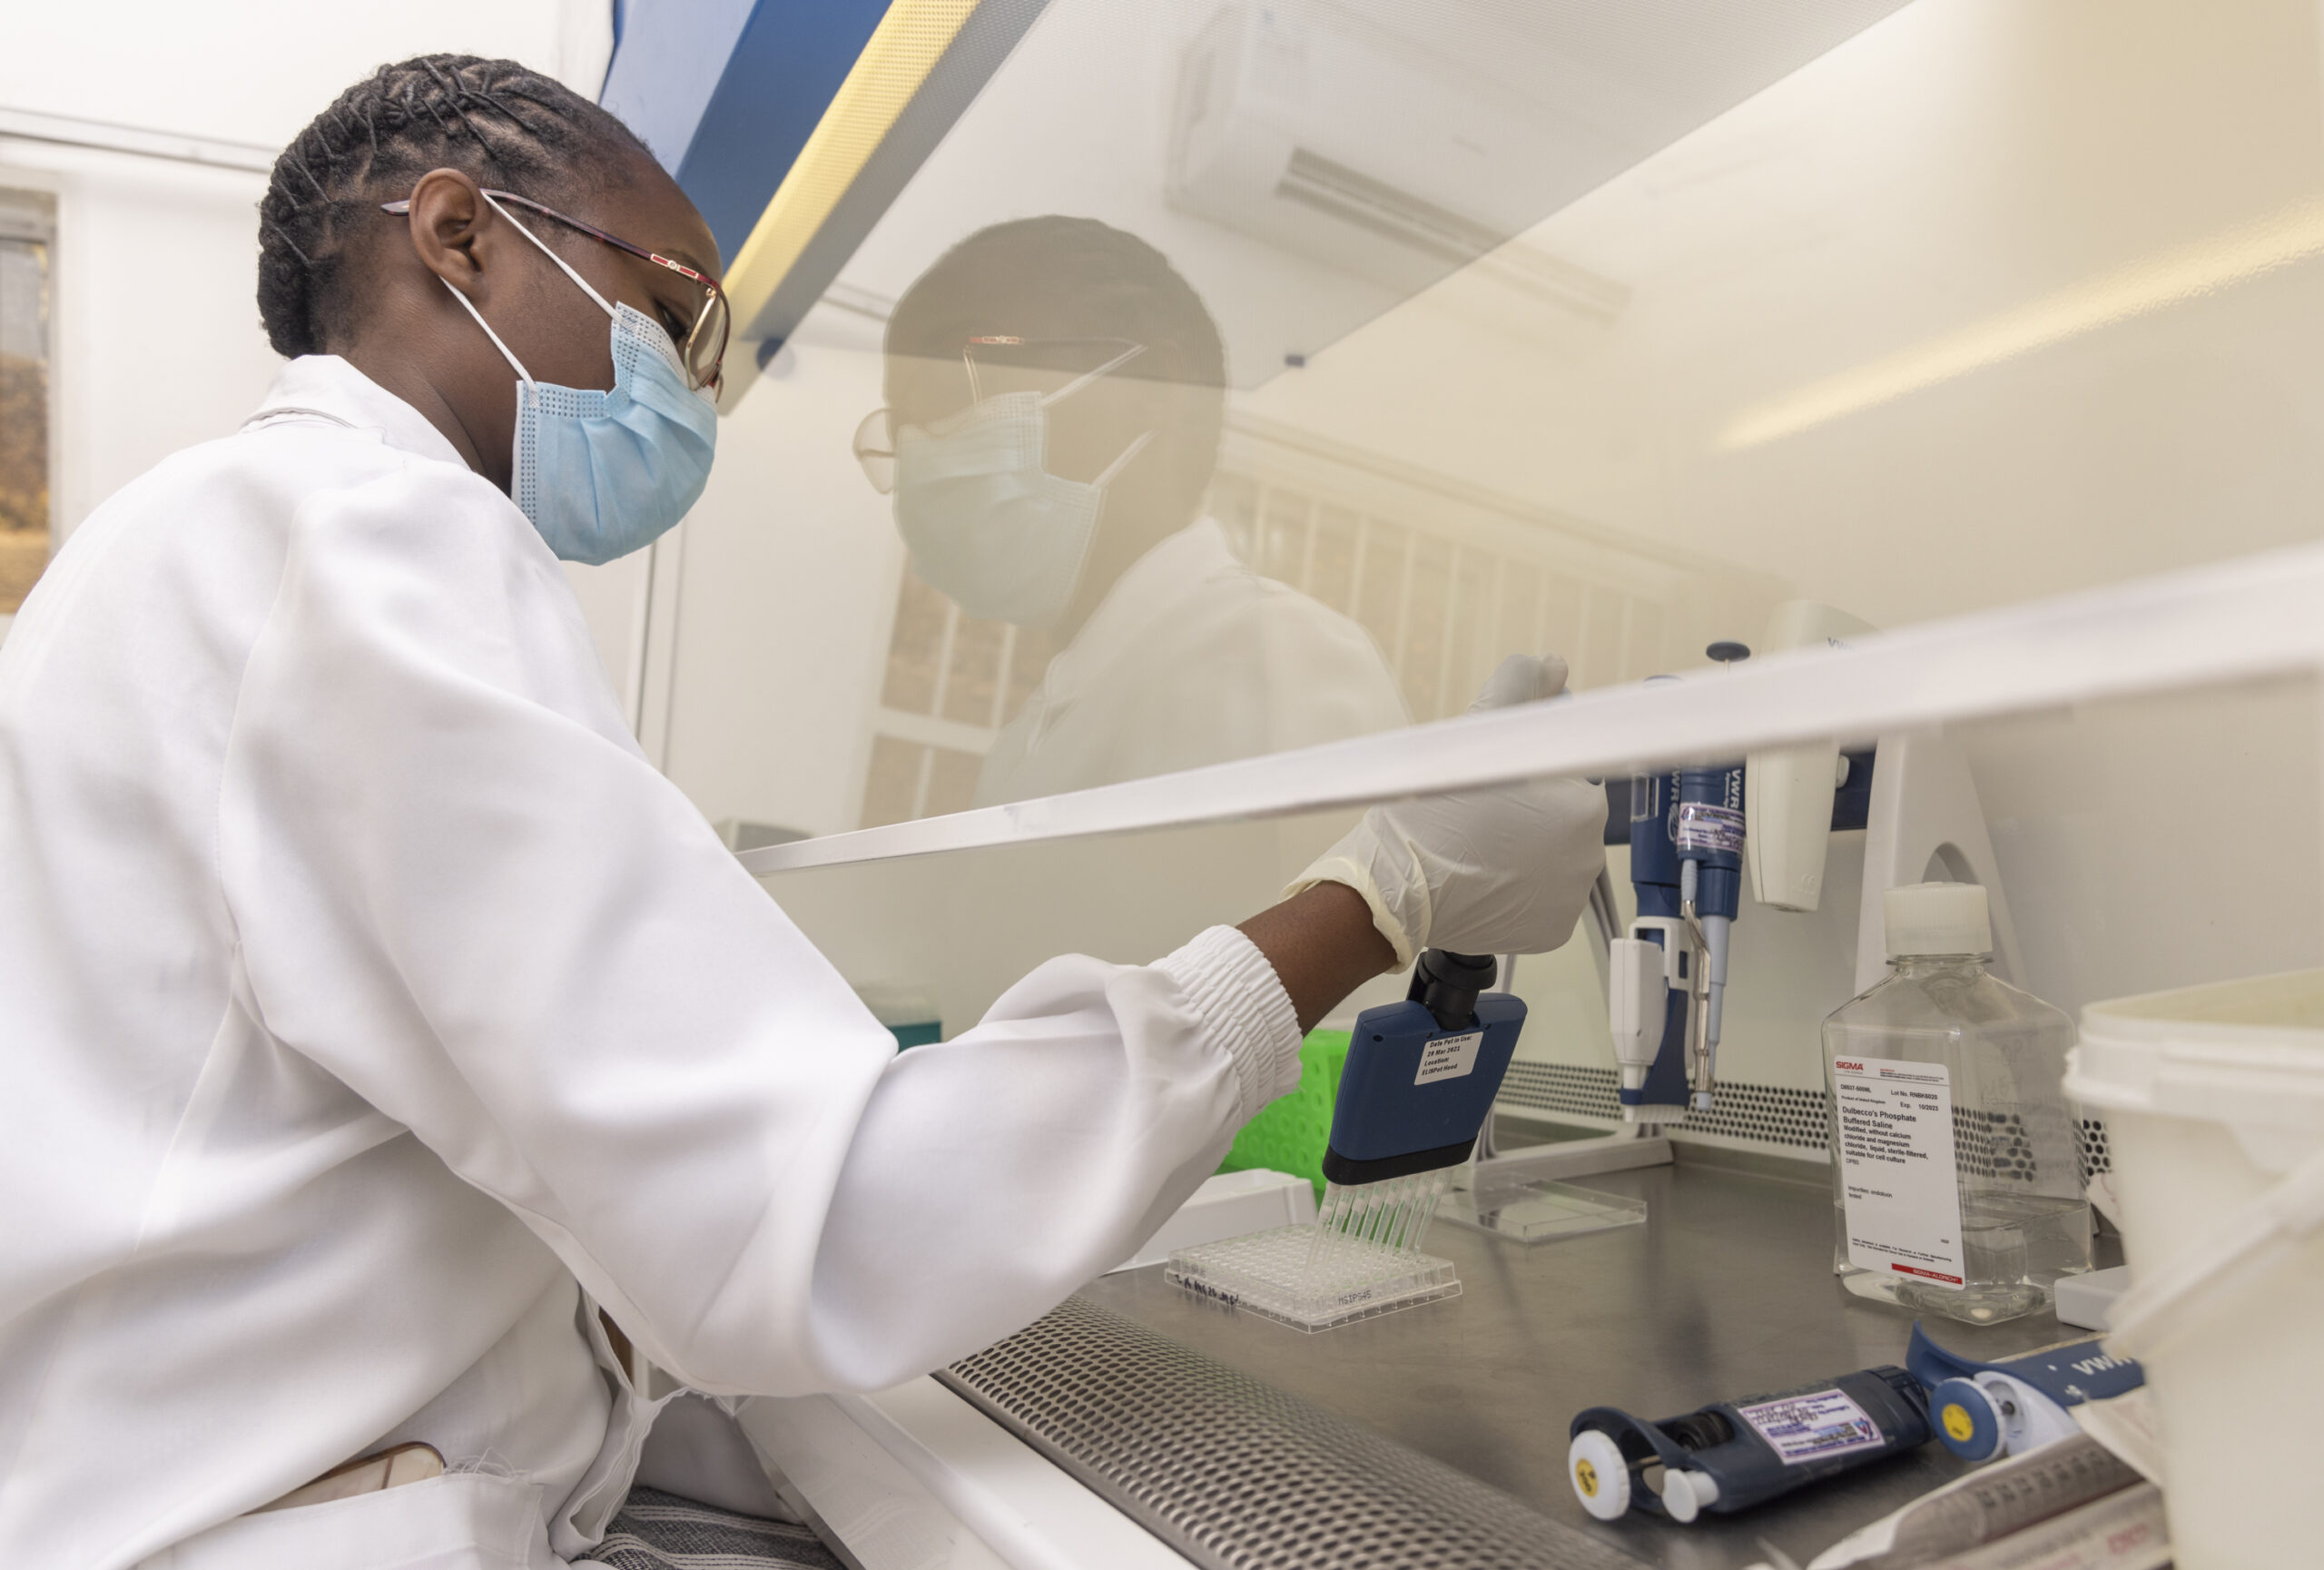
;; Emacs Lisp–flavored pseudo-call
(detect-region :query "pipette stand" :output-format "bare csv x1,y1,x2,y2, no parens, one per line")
1522,716,2020,1217
1853,727,2024,992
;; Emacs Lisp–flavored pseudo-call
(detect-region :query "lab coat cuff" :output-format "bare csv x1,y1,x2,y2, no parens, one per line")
1155,924,1304,1120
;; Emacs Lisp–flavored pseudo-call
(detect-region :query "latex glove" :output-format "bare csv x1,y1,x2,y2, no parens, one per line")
1286,654,1609,967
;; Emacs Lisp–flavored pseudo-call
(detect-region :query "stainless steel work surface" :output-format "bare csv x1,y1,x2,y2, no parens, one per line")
944,1295,1647,1570
1077,1149,2121,1570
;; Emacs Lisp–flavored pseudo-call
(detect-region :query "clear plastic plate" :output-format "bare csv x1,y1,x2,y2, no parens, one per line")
1165,1223,1461,1332
1435,1173,1648,1244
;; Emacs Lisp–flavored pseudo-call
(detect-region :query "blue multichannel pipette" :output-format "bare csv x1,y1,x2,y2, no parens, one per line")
1314,950,1528,1249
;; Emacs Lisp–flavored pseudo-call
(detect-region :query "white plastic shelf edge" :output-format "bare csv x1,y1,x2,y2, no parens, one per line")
740,540,2324,876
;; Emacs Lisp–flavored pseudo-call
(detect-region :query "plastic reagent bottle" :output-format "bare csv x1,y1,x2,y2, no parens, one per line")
1822,883,2092,1324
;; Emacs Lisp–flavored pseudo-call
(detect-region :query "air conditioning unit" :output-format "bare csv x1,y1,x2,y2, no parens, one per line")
1165,3,1630,322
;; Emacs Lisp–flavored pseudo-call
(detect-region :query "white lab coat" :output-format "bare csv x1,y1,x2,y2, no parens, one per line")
0,357,1302,1569
973,516,1408,805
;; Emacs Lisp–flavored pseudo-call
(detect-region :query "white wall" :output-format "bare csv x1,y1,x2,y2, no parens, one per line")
0,143,281,548
0,3,609,151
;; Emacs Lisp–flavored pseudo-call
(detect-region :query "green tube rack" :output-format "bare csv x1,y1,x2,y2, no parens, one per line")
1216,1029,1350,1199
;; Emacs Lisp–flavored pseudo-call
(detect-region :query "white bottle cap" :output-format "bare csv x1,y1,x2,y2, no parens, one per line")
1884,881,1992,958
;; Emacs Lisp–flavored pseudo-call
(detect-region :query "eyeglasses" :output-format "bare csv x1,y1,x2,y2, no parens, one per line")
852,337,1145,494
381,188,730,393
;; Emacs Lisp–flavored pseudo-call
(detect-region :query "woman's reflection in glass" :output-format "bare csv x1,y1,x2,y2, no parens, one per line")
866,216,1406,805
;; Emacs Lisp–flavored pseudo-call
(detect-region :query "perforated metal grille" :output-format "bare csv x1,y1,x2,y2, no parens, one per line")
1952,1107,2040,1182
1497,1062,1832,1150
940,1296,1646,1570
2074,1116,2113,1180
1688,1081,1831,1150
1500,1068,2112,1176
1499,1061,1620,1122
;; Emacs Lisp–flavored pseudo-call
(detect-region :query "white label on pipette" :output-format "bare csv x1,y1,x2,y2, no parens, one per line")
1735,1387,1886,1466
1414,1030,1482,1085
1674,800,1745,854
1834,1056,1965,1289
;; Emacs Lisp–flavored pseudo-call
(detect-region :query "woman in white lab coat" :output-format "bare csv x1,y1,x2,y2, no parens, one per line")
0,56,1605,1570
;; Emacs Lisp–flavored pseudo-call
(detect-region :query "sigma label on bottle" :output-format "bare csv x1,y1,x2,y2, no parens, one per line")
1832,1056,1965,1289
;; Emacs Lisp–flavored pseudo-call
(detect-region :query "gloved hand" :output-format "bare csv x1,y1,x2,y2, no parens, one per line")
1286,654,1609,967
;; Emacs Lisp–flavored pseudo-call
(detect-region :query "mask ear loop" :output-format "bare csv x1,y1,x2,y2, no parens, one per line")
1091,429,1155,487
956,341,1148,410
440,278,537,390
1039,341,1147,409
484,193,618,320
1050,344,1155,488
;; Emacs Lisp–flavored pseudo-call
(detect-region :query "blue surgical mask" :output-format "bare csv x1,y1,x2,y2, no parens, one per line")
441,194,718,565
891,347,1153,630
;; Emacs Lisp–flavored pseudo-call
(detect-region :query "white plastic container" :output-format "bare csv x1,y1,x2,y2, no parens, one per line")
2066,967,2324,1570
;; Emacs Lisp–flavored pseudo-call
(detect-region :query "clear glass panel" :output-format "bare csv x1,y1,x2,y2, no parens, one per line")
763,675,2319,1203
657,0,2324,844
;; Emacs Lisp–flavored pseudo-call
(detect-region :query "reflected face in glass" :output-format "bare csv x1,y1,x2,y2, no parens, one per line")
846,214,1426,813
866,339,1157,631
868,331,1235,647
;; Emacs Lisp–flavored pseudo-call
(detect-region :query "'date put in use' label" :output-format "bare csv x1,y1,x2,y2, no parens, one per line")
1833,1055,1965,1289
1414,1031,1482,1085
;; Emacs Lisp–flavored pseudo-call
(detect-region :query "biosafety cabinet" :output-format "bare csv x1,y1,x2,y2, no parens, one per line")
592,1,2324,1565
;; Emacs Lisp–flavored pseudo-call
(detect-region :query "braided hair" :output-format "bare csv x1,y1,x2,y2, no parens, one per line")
889,217,1228,395
257,54,650,359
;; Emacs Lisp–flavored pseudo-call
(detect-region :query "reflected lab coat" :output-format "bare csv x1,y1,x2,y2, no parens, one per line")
0,357,1303,1569
975,515,1408,805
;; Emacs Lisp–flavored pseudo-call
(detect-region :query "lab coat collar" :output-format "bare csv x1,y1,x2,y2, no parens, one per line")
1039,516,1242,709
246,355,471,471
